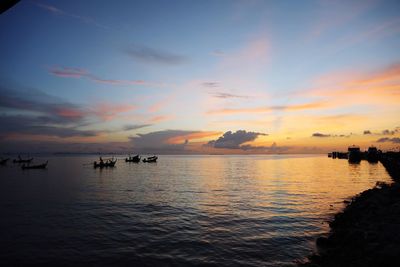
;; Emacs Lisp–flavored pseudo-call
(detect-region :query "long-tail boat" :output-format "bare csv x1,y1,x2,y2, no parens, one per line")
93,158,117,168
21,161,48,169
143,156,158,163
125,154,141,163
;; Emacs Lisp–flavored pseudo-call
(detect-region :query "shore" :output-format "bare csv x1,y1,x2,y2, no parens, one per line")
300,153,400,266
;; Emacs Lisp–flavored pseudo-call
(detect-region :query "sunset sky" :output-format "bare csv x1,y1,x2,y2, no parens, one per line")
0,0,399,154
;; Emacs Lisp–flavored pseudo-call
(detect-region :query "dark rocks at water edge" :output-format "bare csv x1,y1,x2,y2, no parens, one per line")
300,181,400,267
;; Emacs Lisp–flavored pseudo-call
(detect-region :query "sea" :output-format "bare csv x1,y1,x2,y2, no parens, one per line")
0,154,392,266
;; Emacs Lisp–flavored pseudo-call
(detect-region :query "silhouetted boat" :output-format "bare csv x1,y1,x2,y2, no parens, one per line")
143,156,158,163
21,161,48,169
0,158,10,165
13,156,33,163
125,154,141,163
367,146,379,163
348,145,361,163
93,158,117,168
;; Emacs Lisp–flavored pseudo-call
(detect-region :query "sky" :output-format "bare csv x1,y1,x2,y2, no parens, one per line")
0,0,399,154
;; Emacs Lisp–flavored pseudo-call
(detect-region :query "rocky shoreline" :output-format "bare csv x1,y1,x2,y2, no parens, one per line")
300,153,400,267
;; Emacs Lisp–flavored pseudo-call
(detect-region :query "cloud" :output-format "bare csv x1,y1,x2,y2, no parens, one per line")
124,44,188,65
376,137,400,144
312,132,331,137
34,2,109,29
207,101,326,115
206,130,267,150
303,62,400,107
129,130,220,153
382,129,398,135
311,132,351,138
149,115,173,123
92,103,136,121
0,86,86,124
49,66,148,86
210,92,251,99
122,124,152,131
0,114,99,139
0,85,141,139
363,130,372,135
49,67,88,78
240,142,291,153
211,50,225,56
202,82,220,87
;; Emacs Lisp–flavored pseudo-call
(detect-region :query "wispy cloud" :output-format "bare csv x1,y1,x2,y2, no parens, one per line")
34,2,109,29
207,101,327,115
210,92,251,99
311,132,350,138
122,124,152,131
302,62,400,107
376,137,400,144
312,132,331,138
211,49,225,56
93,103,136,121
129,130,221,153
49,66,149,86
0,86,101,139
149,115,174,123
124,44,188,65
202,82,220,88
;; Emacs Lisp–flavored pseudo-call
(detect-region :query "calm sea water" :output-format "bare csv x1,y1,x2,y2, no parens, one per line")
0,155,392,266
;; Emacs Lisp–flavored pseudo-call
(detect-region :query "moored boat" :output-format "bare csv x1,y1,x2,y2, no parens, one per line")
348,145,361,163
93,158,117,168
13,156,33,163
143,156,158,163
125,154,141,163
367,146,379,163
0,158,10,165
21,161,48,169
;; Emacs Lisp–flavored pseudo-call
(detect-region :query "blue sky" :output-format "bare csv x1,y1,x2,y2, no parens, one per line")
0,0,399,153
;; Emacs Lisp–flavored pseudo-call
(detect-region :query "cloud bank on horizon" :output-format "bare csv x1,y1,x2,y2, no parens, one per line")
0,0,399,153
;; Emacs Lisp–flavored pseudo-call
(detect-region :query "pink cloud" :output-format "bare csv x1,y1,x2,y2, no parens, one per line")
149,115,174,123
55,107,86,119
49,67,88,78
48,66,150,87
92,103,136,121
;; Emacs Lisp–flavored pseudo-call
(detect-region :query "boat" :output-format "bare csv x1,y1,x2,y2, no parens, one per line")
125,154,141,163
337,152,348,159
348,145,361,163
93,158,117,168
0,158,9,165
13,156,33,163
367,146,379,163
21,161,48,169
143,156,158,163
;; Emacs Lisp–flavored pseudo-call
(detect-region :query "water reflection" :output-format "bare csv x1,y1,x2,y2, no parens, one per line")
0,155,392,266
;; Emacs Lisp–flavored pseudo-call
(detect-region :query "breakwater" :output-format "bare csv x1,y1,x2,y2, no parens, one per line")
301,152,400,266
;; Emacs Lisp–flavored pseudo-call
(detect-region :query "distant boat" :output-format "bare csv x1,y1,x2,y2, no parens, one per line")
21,161,48,170
143,156,158,163
348,145,361,163
125,154,141,163
13,156,33,164
0,158,10,165
93,158,117,168
367,146,379,163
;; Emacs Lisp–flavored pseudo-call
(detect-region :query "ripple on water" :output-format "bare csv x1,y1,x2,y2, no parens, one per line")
0,155,392,266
